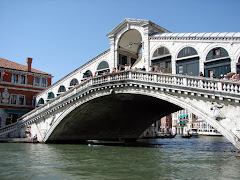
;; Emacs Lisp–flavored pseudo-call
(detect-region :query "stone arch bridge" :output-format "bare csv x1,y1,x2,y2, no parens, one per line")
0,71,240,149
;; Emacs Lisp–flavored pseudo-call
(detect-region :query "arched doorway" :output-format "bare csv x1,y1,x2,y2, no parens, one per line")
117,29,142,70
151,46,171,73
47,92,55,101
58,85,66,93
83,70,92,79
176,47,199,76
204,47,231,78
57,85,66,96
70,78,79,86
97,61,110,75
37,98,44,106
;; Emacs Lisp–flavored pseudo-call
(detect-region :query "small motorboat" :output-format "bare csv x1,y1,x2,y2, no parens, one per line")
181,134,193,138
86,139,125,146
157,132,176,138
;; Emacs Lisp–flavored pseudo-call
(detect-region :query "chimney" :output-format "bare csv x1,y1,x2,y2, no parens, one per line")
26,57,33,72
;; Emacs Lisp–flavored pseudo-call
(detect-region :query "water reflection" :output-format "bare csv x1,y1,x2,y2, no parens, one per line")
0,136,239,180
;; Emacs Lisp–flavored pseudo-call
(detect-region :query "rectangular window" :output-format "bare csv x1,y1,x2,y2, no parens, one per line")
42,78,47,87
20,75,26,84
12,74,18,83
18,95,25,105
10,95,17,104
34,77,40,86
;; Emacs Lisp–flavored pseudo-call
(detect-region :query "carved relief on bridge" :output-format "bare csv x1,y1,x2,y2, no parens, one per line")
210,102,225,120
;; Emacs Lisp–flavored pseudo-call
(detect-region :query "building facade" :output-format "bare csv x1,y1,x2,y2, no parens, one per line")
172,110,198,135
0,57,52,127
160,114,172,134
197,119,222,136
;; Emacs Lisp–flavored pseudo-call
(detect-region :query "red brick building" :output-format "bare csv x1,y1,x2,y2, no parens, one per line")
160,114,172,133
0,57,52,127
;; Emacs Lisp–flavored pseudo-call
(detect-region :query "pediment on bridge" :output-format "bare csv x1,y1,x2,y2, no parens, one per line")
106,18,171,38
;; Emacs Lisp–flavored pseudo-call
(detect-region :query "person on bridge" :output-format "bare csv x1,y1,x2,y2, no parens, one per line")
211,73,216,79
148,66,153,72
198,72,204,77
112,68,116,73
141,66,146,71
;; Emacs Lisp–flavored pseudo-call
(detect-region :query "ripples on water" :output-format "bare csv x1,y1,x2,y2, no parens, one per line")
0,136,239,180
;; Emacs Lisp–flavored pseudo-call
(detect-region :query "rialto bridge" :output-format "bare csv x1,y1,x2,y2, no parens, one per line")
1,18,240,149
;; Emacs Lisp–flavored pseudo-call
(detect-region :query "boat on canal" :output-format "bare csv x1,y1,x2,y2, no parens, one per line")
86,139,125,146
156,132,176,138
181,131,193,138
181,134,193,138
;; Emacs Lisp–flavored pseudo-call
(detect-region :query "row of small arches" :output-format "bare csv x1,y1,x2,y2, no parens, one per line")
37,61,110,106
152,46,229,60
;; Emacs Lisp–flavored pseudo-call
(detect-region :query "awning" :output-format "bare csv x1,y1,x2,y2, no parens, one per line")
179,114,188,119
5,109,29,114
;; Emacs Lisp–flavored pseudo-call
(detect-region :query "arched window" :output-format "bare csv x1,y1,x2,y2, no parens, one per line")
58,85,66,93
206,47,229,60
83,70,92,78
176,47,199,76
97,61,109,71
97,61,110,75
37,98,44,105
177,47,198,58
47,92,55,99
70,78,79,86
152,47,170,58
205,47,231,78
151,47,171,73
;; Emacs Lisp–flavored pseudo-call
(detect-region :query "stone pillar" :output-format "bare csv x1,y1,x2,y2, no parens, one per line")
142,26,150,70
109,36,116,70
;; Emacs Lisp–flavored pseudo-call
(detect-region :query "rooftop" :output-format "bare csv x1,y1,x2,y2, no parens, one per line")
151,32,240,38
0,57,51,75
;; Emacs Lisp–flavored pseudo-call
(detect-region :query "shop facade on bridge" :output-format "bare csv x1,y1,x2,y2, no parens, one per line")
35,18,240,105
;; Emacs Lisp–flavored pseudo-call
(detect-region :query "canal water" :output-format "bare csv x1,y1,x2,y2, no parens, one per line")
0,136,239,180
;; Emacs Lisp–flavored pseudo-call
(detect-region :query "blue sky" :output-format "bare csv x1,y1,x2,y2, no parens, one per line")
0,0,240,83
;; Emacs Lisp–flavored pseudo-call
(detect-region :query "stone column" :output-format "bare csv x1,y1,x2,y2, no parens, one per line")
142,26,150,70
109,35,116,70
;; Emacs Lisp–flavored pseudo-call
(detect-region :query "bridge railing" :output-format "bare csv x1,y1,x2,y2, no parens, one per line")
8,79,93,128
91,70,240,96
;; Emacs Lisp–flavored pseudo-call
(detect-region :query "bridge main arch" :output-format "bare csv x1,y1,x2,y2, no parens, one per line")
44,92,181,142
42,80,240,149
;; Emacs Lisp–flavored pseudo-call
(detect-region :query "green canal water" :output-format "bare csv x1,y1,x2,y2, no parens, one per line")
0,136,239,180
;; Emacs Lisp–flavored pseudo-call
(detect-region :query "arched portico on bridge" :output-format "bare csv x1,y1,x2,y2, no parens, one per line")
117,29,143,70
